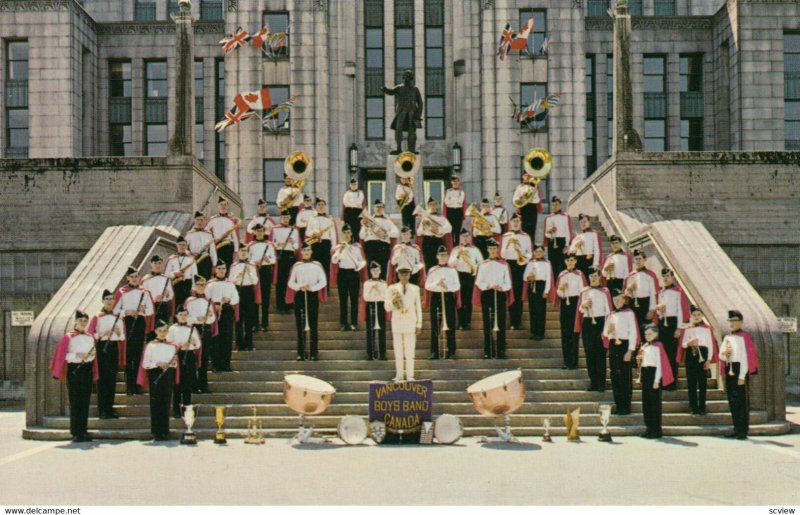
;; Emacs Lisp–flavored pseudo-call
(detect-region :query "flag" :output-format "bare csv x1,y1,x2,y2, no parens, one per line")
214,109,258,132
497,23,515,61
219,27,250,55
540,92,561,110
267,32,288,54
250,26,270,50
539,33,551,55
263,95,297,130
233,87,273,112
508,96,521,123
509,17,533,51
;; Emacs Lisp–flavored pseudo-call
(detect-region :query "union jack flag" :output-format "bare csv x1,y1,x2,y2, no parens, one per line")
219,27,250,55
214,109,258,133
497,24,515,61
509,17,534,52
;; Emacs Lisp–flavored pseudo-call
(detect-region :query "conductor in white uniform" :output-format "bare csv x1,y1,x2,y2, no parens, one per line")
385,265,422,381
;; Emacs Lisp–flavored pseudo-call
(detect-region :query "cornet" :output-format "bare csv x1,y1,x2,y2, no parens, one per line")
724,337,735,376
391,287,406,314
626,281,639,307
510,236,528,266
559,282,570,306
635,344,646,386
582,296,596,325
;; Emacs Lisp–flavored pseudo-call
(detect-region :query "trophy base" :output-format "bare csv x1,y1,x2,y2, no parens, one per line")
213,432,227,444
244,435,266,445
180,432,198,445
542,434,553,443
598,431,613,443
567,435,582,442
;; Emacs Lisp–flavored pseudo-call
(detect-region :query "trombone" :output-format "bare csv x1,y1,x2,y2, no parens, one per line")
635,343,646,386
438,280,449,359
301,285,311,359
489,287,500,358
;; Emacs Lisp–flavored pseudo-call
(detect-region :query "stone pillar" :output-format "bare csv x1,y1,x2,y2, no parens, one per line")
612,0,642,154
169,0,195,157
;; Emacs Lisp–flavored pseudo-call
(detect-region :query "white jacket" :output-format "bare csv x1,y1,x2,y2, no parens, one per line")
384,282,422,334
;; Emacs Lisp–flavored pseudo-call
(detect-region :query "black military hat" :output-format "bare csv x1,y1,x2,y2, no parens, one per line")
126,266,138,276
633,249,645,258
727,310,743,322
193,210,205,218
155,319,170,330
302,242,312,250
150,255,162,263
401,225,411,233
481,198,490,204
450,174,460,181
510,214,521,221
177,235,186,243
102,289,113,300
487,238,499,248
280,210,290,216
494,191,502,197
374,198,384,206
217,196,227,203
565,252,578,260
75,309,89,320
350,178,358,184
257,198,267,206
437,245,448,255
588,266,601,276
303,194,312,201
194,274,207,283
216,260,227,268
253,223,265,231
369,261,381,270
551,196,561,203
689,304,702,313
609,235,621,243
661,267,673,276
315,198,326,205
578,213,590,222
427,196,437,204
342,223,352,232
238,245,249,252
460,228,469,235
643,323,659,333
176,305,189,314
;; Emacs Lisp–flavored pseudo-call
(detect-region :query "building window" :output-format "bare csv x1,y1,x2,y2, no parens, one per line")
680,54,704,151
262,85,290,132
586,55,597,175
654,0,676,16
215,58,225,180
643,55,666,151
607,54,613,155
144,60,168,156
109,60,132,156
263,159,285,215
395,0,414,83
134,0,156,21
628,0,642,16
425,0,444,140
785,33,800,151
519,9,546,56
195,60,204,160
200,0,223,20
423,168,448,207
168,0,180,16
520,82,549,132
586,0,608,17
365,0,385,140
263,11,290,59
5,41,29,157
366,176,387,208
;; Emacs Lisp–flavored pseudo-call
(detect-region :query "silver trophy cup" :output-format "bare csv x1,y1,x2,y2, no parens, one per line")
181,405,198,445
598,404,612,442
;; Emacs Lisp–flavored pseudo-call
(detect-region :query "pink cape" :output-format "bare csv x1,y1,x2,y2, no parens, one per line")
441,194,466,218
285,262,328,304
471,259,516,307
114,285,156,334
552,269,588,308
623,268,662,303
229,260,262,305
143,273,177,319
676,322,718,365
599,251,633,288
651,341,675,388
50,331,99,382
573,286,613,333
88,312,127,368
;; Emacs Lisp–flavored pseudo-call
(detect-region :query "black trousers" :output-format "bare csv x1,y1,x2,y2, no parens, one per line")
344,207,363,242
96,340,118,416
582,316,607,390
481,290,507,358
294,291,319,359
276,250,296,310
235,285,256,350
559,296,579,368
287,206,299,226
67,363,93,437
338,269,360,326
364,241,390,280
173,280,192,315
173,351,196,412
519,203,538,243
400,202,416,236
431,291,457,357
214,303,234,371
475,235,491,260
196,324,213,391
641,367,662,436
312,240,332,285
631,297,651,343
528,280,548,338
216,244,234,274
725,363,749,437
686,347,710,412
421,236,444,272
197,259,213,285
365,302,387,359
606,278,624,294
576,255,593,281
660,316,679,388
508,262,526,328
609,340,633,413
457,272,475,328
147,367,175,438
124,315,146,393
445,209,463,243
256,265,273,328
547,238,566,279
148,301,173,341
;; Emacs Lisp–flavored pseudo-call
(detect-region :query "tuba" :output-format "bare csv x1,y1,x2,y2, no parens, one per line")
279,151,313,211
514,148,552,209
395,152,419,210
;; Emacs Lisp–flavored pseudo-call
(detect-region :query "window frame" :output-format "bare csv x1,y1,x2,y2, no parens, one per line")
262,11,290,60
261,84,291,134
518,9,547,57
519,82,550,133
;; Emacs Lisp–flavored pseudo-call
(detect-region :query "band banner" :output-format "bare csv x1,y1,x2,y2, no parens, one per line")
368,379,433,444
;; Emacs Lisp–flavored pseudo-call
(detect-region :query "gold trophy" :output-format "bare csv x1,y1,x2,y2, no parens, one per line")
244,407,266,445
214,406,227,444
565,408,581,442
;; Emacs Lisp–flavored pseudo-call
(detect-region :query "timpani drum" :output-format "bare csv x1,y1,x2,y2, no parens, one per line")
283,374,336,416
338,415,369,445
434,414,463,444
466,370,525,416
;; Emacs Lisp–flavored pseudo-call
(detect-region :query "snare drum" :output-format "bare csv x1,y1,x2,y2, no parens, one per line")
466,370,525,416
283,374,336,415
434,414,463,444
338,415,368,445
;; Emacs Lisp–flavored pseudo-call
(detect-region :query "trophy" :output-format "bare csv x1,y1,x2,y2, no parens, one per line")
565,408,581,442
598,404,613,442
542,417,553,442
214,406,227,444
180,404,198,445
244,407,266,445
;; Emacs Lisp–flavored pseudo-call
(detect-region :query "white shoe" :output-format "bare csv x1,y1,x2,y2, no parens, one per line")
392,377,402,382
407,377,415,381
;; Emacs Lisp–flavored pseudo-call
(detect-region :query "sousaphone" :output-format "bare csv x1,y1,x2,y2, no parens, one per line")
284,150,313,188
522,147,552,184
394,151,420,184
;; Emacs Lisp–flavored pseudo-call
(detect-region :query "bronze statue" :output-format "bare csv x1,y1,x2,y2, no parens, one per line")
383,70,423,155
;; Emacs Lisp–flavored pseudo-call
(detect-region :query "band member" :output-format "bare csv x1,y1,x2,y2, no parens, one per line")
523,245,554,340
575,267,613,391
361,261,388,360
471,198,502,259
389,225,425,285
50,310,97,442
113,267,155,395
272,210,301,313
424,246,460,359
395,176,416,236
417,197,452,271
720,310,759,440
88,290,124,419
492,192,509,234
331,224,367,331
306,198,338,284
295,194,315,242
601,235,632,293
141,255,175,336
205,197,240,272
554,254,586,369
287,244,328,360
569,214,602,280
165,236,198,313
343,178,366,242
248,224,276,331
360,199,399,280
137,319,178,441
185,211,217,281
245,198,274,243
205,261,239,372
635,323,675,439
501,215,532,330
168,306,202,418
448,229,482,330
623,249,660,343
385,265,423,381
185,275,215,393
512,172,542,242
676,305,717,415
601,289,640,416
654,267,690,391
276,175,303,225
542,196,572,279
443,175,466,242
230,245,260,351
473,239,512,359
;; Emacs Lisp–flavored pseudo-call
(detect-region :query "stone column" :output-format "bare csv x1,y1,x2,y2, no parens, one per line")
169,0,195,156
612,0,642,154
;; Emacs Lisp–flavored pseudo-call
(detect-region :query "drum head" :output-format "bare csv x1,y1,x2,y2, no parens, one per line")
434,414,463,444
284,374,336,394
466,370,522,394
338,415,368,445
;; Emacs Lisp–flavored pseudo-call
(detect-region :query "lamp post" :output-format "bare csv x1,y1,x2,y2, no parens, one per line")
451,142,462,173
349,143,359,175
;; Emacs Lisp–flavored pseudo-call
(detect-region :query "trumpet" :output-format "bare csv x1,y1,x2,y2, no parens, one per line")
304,222,334,245
687,335,705,364
359,211,389,240
603,259,615,276
626,281,638,307
582,296,596,325
546,225,558,249
607,320,621,346
559,282,570,306
635,344,646,386
724,337,735,376
467,203,494,236
391,287,406,314
458,247,477,276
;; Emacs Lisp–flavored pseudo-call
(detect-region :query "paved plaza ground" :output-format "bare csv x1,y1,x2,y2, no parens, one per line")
1,403,799,506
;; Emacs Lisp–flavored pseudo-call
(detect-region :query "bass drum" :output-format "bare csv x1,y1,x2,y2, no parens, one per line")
434,414,463,444
338,415,368,445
